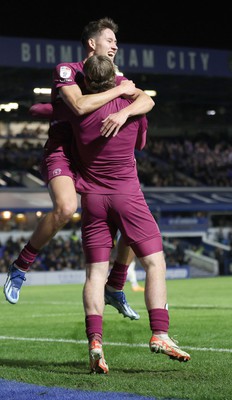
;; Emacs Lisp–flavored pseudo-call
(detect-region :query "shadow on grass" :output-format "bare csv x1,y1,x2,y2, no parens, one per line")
0,357,182,377
0,358,89,375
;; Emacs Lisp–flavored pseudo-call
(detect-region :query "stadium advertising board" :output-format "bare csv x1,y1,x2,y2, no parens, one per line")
1,188,232,213
0,36,232,77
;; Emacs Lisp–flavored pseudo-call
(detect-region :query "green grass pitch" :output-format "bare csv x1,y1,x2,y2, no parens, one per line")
0,276,232,400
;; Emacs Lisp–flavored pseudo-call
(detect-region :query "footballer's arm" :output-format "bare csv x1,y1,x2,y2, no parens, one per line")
101,89,155,137
59,80,136,116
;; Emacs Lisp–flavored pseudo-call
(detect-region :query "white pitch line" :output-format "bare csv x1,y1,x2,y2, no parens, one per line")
1,301,231,309
0,336,231,353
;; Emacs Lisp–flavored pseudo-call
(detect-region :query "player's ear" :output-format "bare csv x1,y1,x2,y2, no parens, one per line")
88,38,96,51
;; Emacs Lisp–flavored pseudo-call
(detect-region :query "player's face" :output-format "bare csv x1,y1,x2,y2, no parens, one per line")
93,28,118,61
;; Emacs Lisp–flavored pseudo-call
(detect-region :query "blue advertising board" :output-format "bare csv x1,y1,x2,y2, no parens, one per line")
1,36,232,78
1,188,232,213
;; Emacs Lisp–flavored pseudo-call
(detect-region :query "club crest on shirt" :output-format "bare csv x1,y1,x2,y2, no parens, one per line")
52,168,62,176
59,66,71,79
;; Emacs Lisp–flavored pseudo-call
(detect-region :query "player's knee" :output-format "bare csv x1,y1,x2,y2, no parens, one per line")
55,201,77,225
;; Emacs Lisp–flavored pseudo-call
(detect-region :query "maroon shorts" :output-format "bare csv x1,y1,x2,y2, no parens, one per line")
40,121,77,185
40,145,76,185
81,191,163,263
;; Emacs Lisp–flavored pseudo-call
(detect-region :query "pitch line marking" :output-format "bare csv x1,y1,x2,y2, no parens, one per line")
0,335,231,353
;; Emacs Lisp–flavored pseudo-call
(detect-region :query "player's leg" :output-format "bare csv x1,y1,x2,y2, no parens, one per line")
105,236,140,320
81,192,139,320
139,250,190,362
84,260,109,374
81,196,111,374
4,175,78,304
105,193,150,320
108,191,189,360
115,192,190,362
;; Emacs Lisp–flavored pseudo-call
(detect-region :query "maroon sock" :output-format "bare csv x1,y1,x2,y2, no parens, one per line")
106,261,129,290
14,241,39,271
85,315,103,344
148,308,169,333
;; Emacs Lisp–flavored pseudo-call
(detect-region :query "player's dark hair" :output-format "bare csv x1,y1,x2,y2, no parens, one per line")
83,55,116,93
81,17,118,49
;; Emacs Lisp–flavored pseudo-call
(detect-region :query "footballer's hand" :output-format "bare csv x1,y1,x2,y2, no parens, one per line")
119,80,136,97
101,110,129,137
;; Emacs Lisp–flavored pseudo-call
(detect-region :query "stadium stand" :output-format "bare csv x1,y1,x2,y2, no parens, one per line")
1,36,232,277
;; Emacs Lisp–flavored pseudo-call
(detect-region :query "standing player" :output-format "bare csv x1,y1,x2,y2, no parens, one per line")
65,55,190,373
4,18,154,323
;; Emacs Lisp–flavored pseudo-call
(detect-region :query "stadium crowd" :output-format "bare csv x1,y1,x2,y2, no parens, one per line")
1,128,232,276
0,231,85,273
0,230,231,275
137,134,232,187
1,130,232,187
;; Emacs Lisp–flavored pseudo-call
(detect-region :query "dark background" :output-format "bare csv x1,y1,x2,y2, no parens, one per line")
1,4,232,129
1,2,232,50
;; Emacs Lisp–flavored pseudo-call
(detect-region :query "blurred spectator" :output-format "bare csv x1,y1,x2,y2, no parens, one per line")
214,247,226,276
0,233,84,272
1,132,232,187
